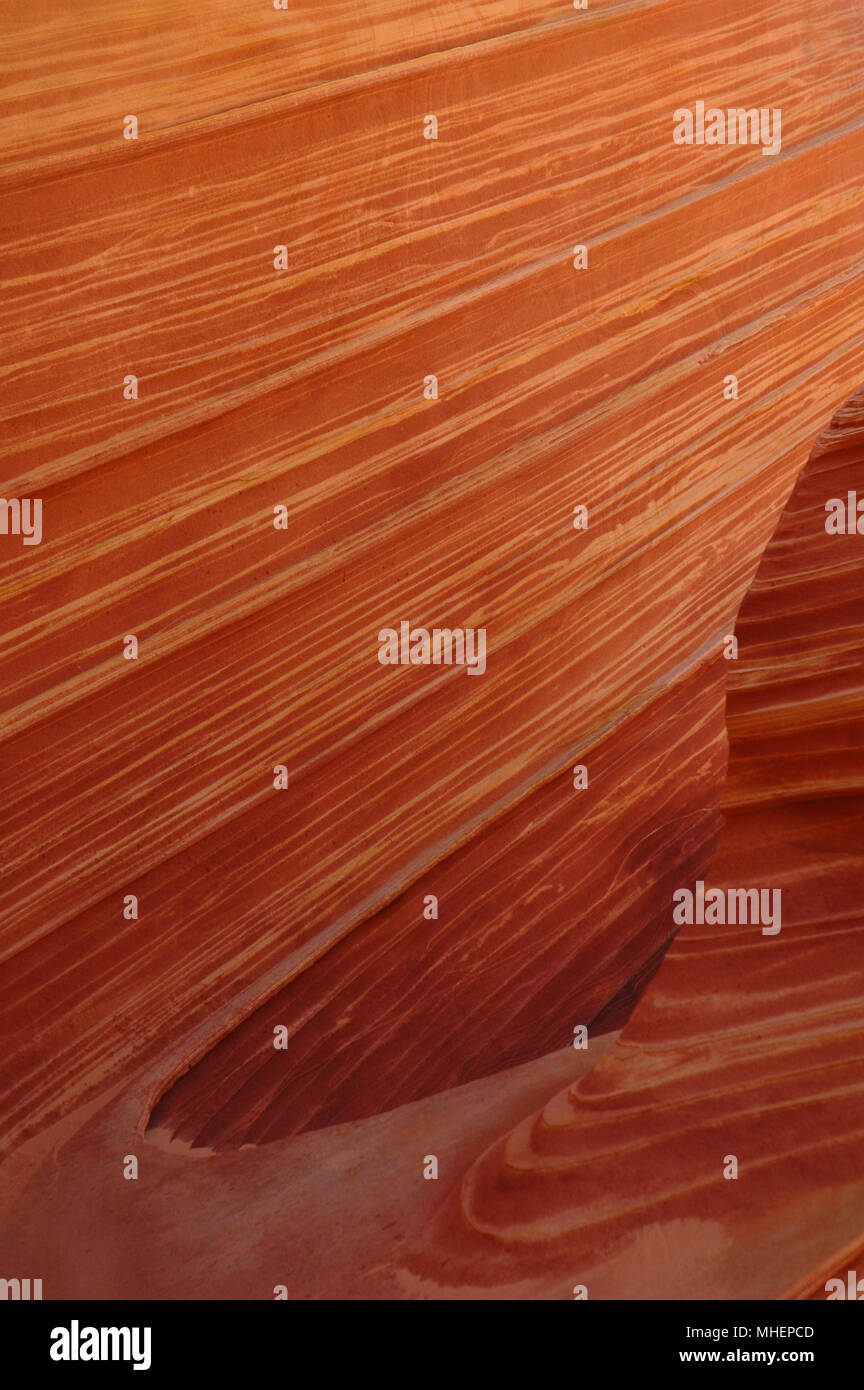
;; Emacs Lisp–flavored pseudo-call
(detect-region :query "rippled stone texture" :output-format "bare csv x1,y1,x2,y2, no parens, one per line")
452,391,864,1299
1,1,863,1300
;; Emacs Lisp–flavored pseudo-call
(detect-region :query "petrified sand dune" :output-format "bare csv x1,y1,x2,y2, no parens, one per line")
447,393,864,1297
1,0,863,1300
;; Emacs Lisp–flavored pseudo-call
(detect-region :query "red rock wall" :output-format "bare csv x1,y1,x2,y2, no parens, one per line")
449,390,864,1299
1,0,863,1301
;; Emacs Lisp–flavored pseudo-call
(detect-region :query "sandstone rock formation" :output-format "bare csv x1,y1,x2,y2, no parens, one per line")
1,0,863,1300
448,391,864,1299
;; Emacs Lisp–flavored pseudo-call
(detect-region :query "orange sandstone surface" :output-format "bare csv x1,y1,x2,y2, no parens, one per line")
1,1,863,1299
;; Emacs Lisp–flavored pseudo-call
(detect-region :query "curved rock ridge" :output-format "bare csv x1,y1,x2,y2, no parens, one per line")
724,388,864,808
147,662,724,1146
449,389,864,1296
